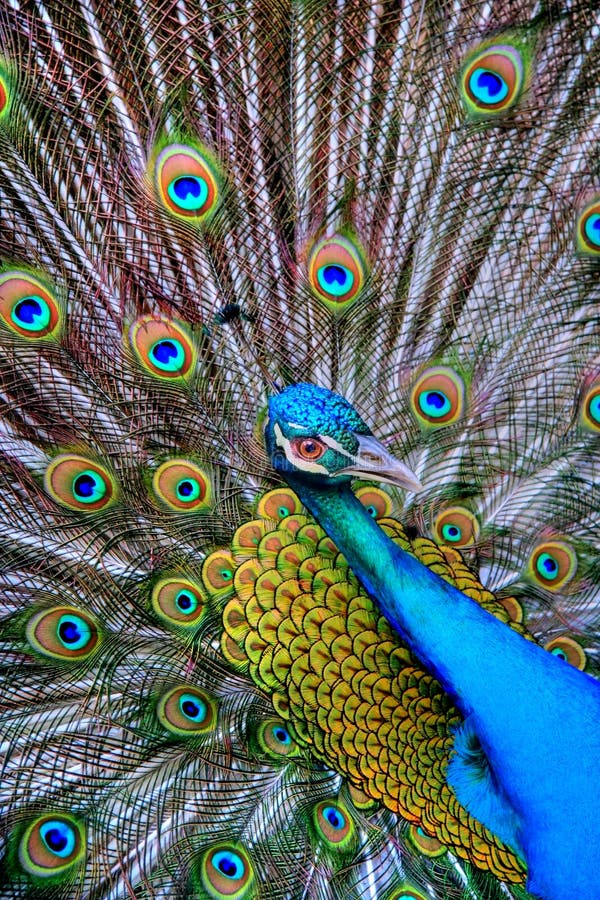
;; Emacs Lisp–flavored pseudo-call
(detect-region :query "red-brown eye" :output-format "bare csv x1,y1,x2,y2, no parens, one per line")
292,438,326,460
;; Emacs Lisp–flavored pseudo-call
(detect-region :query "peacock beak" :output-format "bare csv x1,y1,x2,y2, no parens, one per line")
339,433,423,492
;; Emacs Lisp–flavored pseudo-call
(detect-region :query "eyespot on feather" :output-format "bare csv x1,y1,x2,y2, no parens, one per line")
202,550,236,594
312,800,356,849
307,234,367,309
151,460,211,511
128,315,196,379
433,507,479,547
460,43,525,118
26,607,100,660
545,635,586,670
387,888,429,900
580,381,600,429
154,142,220,222
256,488,302,521
18,814,86,877
527,540,577,591
156,685,217,735
0,271,61,339
355,486,392,519
151,577,207,627
576,200,600,257
195,844,255,899
408,824,447,858
410,366,465,427
44,455,117,511
255,717,301,759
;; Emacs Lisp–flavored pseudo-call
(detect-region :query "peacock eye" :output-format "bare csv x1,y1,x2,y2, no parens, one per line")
410,366,465,428
312,800,356,851
128,315,196,380
577,201,600,257
18,814,86,877
433,507,480,547
408,823,447,858
26,607,100,660
196,844,255,898
151,577,206,628
460,44,524,117
527,540,577,591
544,635,586,670
255,717,301,759
153,142,220,222
44,455,117,511
0,271,61,339
307,233,367,310
355,486,392,519
580,381,600,430
151,460,212,512
157,685,217,735
387,888,429,900
292,438,326,460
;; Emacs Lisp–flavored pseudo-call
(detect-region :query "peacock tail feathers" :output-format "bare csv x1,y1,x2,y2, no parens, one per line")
0,0,599,897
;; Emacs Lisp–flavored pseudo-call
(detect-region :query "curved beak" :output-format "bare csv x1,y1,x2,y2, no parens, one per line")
339,433,423,492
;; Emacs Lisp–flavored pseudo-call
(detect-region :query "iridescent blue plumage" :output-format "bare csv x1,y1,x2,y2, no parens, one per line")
268,382,600,900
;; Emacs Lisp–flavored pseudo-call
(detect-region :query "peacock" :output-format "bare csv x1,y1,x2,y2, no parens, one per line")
0,0,599,898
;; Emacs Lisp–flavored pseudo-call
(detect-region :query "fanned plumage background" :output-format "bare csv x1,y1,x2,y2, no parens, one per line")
1,1,599,898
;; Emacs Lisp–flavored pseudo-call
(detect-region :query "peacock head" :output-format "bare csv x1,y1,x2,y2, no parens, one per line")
265,383,423,491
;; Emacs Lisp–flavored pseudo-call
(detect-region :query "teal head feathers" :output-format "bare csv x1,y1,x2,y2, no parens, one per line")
266,383,423,492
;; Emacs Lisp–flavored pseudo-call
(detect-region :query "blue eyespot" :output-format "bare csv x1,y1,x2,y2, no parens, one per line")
584,213,600,248
57,615,92,650
167,175,209,212
536,552,558,580
273,725,291,746
73,470,107,503
176,478,202,502
40,820,77,858
179,692,208,723
149,339,186,372
322,805,346,830
468,68,509,105
212,849,246,880
441,523,461,542
418,389,451,418
175,590,198,614
11,295,52,332
588,393,600,423
317,263,355,297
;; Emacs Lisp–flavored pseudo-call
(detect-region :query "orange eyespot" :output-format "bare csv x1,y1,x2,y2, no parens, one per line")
433,507,480,547
0,271,61,339
306,234,367,310
408,824,447,858
292,438,326,461
18,813,86,877
580,381,600,430
410,366,465,428
460,42,525,118
527,540,577,591
576,200,600,257
545,635,587,670
153,142,220,223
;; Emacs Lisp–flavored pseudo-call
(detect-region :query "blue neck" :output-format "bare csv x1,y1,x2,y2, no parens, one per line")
288,477,600,899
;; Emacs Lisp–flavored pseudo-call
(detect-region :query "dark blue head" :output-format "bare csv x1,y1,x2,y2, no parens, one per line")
265,383,422,491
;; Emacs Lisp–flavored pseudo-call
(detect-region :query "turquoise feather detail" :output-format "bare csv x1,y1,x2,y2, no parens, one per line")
267,383,600,899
